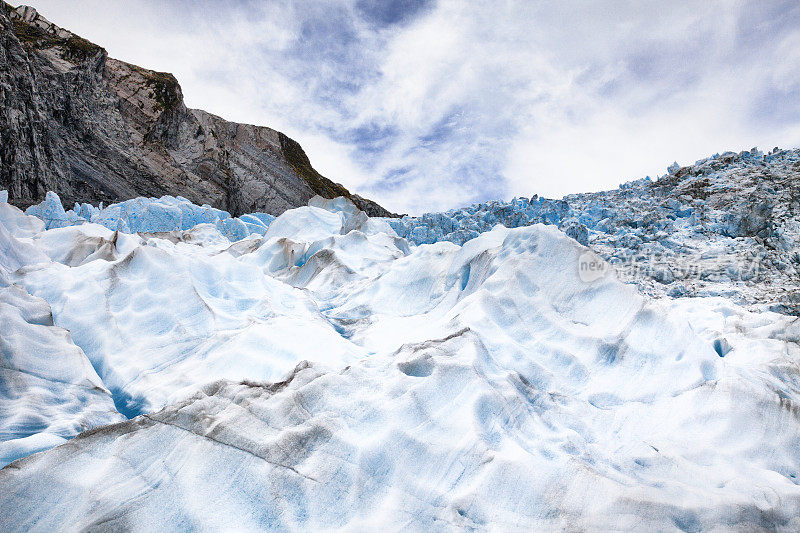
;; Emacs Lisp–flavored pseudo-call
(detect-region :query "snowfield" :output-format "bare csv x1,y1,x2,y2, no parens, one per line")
1,152,800,531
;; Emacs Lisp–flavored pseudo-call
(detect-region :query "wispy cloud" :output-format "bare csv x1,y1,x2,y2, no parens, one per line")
23,0,800,214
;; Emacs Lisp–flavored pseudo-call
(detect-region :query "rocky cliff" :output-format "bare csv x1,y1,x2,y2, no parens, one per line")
0,4,392,217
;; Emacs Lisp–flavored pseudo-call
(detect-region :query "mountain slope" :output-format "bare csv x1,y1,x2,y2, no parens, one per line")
0,4,392,217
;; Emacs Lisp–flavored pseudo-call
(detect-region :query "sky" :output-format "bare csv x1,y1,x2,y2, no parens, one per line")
20,0,800,214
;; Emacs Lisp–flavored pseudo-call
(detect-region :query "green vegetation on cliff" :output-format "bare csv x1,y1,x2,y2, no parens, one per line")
9,9,103,63
278,132,351,200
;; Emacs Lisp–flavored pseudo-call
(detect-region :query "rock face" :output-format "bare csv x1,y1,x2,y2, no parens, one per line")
0,4,392,217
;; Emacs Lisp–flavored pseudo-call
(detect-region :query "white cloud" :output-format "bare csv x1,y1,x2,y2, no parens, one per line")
20,0,800,214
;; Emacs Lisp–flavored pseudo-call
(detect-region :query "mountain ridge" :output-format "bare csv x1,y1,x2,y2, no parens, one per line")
0,3,394,217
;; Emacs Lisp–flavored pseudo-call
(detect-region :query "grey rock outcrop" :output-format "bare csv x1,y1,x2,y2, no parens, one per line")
0,4,393,217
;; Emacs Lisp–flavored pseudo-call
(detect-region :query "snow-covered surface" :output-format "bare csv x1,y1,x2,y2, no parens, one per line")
1,149,800,530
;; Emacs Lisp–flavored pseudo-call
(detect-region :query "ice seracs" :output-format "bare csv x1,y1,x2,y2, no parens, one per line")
21,147,799,313
388,147,800,313
1,148,799,529
25,192,275,241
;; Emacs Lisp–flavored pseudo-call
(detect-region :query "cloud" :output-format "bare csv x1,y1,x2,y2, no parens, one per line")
355,0,433,28
21,0,800,214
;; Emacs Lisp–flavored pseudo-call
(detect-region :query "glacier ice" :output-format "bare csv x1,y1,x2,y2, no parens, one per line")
1,148,800,530
0,209,46,283
24,192,274,240
1,209,799,528
388,148,800,313
17,148,798,310
0,285,123,467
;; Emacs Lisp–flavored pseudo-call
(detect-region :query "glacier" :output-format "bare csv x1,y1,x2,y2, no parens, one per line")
1,149,800,530
25,191,275,241
22,146,796,312
388,147,799,313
